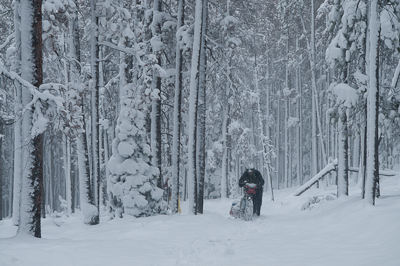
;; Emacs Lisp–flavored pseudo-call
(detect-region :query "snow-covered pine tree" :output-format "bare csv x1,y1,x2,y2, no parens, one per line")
325,0,368,196
107,87,166,217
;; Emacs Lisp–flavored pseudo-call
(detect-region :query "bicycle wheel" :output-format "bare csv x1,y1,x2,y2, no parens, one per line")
242,197,253,221
239,197,246,218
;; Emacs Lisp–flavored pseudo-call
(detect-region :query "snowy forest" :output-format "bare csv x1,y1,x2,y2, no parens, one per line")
1,0,400,256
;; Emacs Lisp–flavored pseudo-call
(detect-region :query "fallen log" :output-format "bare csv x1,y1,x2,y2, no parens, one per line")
293,159,338,196
294,160,399,196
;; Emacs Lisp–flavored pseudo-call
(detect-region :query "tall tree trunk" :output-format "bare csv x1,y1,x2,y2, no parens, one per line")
365,0,380,206
337,108,348,197
276,94,280,188
90,0,100,224
188,0,204,214
12,0,22,226
63,135,72,215
197,0,208,214
221,106,229,198
265,82,274,201
69,1,96,222
361,1,370,199
362,104,368,198
284,98,289,188
296,62,302,186
151,0,163,189
171,0,185,213
0,115,3,220
284,30,289,189
18,0,43,238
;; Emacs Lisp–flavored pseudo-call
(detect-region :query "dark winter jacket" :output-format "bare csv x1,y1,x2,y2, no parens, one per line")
239,169,264,188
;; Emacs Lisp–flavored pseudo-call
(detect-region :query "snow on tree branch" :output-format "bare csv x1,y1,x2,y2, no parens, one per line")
0,62,65,136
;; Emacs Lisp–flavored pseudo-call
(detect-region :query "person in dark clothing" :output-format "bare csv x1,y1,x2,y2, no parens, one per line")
239,163,264,216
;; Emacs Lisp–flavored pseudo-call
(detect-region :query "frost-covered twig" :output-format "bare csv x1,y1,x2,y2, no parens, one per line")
98,41,137,56
0,33,14,51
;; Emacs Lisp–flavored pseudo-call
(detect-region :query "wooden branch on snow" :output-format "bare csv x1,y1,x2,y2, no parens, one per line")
293,160,399,197
293,159,338,196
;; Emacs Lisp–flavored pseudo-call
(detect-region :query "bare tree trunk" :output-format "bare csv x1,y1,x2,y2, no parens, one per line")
337,108,348,197
63,135,72,215
18,0,43,238
188,0,204,214
365,0,380,206
197,0,208,214
90,0,100,224
284,98,289,188
12,0,22,226
0,116,3,220
171,0,185,213
151,0,163,189
221,105,229,198
276,94,280,188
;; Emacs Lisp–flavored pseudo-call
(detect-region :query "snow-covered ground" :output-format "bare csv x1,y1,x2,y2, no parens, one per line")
1,175,400,266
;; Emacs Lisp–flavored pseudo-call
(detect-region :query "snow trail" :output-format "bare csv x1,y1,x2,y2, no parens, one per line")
1,176,400,266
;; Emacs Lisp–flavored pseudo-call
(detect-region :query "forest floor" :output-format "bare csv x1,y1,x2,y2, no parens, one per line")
1,174,400,266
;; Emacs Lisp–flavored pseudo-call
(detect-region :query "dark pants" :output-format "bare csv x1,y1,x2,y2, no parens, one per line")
253,188,263,215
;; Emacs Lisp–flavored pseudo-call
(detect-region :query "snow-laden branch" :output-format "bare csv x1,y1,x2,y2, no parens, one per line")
391,58,400,88
98,41,146,67
0,64,64,110
293,159,338,196
98,41,137,56
0,63,65,135
332,83,358,108
0,33,14,51
0,9,12,16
